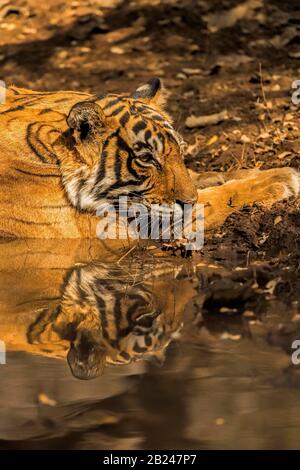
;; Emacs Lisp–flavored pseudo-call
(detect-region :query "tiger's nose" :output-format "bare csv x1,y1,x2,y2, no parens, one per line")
175,198,195,210
175,188,198,207
173,175,198,205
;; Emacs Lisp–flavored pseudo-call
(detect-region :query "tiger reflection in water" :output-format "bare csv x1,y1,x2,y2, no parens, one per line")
27,262,196,380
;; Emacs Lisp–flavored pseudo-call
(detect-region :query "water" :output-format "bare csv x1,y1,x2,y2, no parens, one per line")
0,240,300,450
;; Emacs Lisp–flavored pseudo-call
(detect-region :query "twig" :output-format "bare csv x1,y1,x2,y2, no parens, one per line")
117,244,137,264
259,62,272,121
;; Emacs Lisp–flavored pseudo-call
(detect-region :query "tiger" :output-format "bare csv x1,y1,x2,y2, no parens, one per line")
0,78,196,239
0,77,299,242
0,257,196,380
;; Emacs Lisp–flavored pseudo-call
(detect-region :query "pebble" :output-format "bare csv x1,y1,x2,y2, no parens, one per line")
182,68,202,75
220,332,241,341
110,46,125,55
215,418,225,426
243,310,255,318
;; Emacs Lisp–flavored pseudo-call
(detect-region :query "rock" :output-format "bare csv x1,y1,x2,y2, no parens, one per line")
182,68,202,76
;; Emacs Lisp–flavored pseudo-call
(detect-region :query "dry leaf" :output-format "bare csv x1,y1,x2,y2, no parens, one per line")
277,151,291,160
240,134,250,143
207,135,218,146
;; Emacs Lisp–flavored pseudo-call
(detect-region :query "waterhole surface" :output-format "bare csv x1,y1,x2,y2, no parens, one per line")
0,240,299,450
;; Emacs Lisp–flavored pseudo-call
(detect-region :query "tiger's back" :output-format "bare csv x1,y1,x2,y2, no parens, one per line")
0,86,96,238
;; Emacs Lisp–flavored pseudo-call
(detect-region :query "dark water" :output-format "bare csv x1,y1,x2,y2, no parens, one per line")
0,240,300,450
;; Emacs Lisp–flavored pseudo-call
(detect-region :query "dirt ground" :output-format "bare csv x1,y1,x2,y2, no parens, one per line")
1,0,300,353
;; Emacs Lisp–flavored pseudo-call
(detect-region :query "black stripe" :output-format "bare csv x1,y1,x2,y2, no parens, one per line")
96,148,108,183
137,181,155,194
54,97,68,104
119,111,130,126
0,105,24,114
25,123,59,164
39,108,53,115
26,124,48,163
132,120,147,134
75,269,88,305
14,167,60,178
113,292,123,341
117,135,142,180
94,293,108,340
149,113,164,122
109,105,125,116
103,97,121,110
8,216,52,226
9,87,21,95
96,179,143,199
145,129,152,142
94,131,119,185
136,106,151,114
36,124,60,162
119,351,131,360
114,150,121,179
94,132,147,199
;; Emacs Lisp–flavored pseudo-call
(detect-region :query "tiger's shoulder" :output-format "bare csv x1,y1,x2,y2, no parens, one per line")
0,85,102,239
0,85,93,166
3,84,92,113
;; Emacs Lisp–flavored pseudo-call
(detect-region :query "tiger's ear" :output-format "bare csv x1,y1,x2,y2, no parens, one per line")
67,330,107,380
67,101,107,142
132,77,167,108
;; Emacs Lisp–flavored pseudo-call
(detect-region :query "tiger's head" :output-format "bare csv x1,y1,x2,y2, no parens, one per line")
27,262,191,380
58,78,197,210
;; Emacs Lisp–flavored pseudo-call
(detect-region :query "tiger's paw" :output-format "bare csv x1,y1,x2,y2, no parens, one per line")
281,168,300,198
267,167,300,201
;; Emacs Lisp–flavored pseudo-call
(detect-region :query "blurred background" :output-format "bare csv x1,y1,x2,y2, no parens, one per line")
1,0,300,172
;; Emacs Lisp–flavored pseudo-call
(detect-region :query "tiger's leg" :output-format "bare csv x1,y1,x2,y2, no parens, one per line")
188,169,226,189
195,167,300,231
188,168,261,189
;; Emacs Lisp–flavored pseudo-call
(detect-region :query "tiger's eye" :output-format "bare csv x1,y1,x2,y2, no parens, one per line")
138,153,153,162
